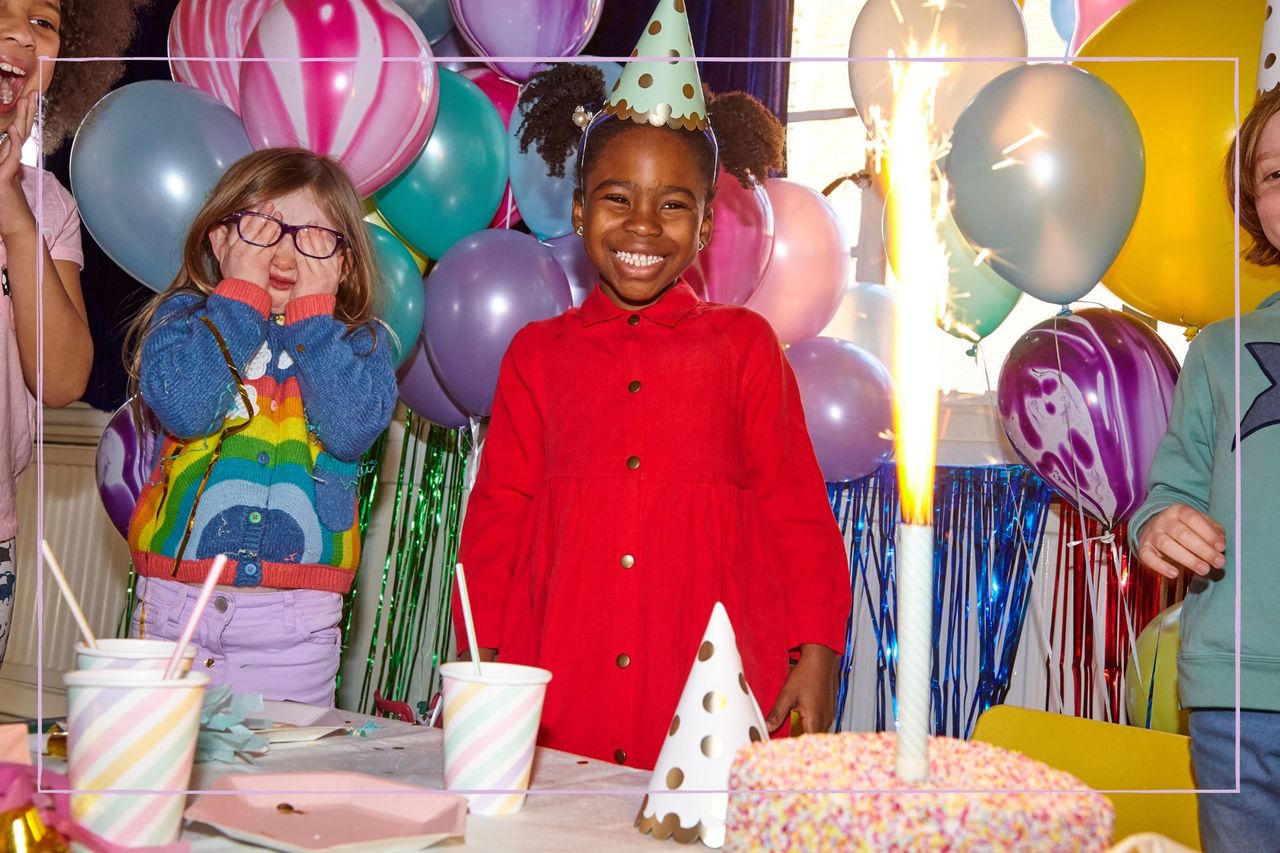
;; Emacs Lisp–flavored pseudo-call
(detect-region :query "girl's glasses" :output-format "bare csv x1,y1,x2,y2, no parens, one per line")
223,210,346,259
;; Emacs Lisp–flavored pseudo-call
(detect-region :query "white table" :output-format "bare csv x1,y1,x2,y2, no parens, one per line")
184,711,657,851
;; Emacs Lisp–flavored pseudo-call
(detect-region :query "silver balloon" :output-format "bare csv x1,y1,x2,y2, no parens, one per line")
946,64,1145,305
848,0,1026,137
70,81,252,292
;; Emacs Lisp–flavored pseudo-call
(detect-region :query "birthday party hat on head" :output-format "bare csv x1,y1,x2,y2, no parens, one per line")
604,0,709,131
635,602,768,849
1260,4,1280,95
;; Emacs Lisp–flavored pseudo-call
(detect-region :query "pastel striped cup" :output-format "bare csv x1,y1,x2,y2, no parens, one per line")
440,661,552,815
75,639,197,673
64,669,210,847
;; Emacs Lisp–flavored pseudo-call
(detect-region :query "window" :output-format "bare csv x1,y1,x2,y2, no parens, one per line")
787,0,1189,396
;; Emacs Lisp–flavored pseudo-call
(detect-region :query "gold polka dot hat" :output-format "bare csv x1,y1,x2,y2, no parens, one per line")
575,0,718,180
634,601,768,848
605,0,708,130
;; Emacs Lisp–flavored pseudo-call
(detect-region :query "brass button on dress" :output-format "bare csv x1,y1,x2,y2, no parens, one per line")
614,749,627,764
616,653,630,669
628,380,641,393
620,554,635,569
626,456,640,469
627,314,640,326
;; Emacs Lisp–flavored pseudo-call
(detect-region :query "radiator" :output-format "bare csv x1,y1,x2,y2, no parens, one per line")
0,407,132,720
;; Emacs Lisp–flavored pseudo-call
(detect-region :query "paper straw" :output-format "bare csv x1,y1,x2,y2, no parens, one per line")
41,539,97,649
163,554,226,680
454,563,482,675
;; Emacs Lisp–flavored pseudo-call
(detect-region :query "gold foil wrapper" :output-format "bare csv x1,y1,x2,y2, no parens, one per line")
0,805,69,853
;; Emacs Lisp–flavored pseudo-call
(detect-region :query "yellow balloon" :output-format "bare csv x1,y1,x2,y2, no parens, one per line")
362,205,430,276
1077,0,1280,330
1125,602,1189,735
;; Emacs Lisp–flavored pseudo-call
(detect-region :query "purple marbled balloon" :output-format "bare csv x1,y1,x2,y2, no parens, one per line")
996,308,1179,529
95,398,161,539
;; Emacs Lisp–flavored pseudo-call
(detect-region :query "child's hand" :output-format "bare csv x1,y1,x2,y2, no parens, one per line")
209,200,278,287
289,227,343,305
1136,503,1227,580
0,91,38,240
764,644,838,735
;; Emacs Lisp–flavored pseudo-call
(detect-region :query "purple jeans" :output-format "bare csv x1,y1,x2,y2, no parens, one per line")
130,576,343,706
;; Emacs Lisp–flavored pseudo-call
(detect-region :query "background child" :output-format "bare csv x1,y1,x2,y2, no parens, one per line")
1132,86,1280,850
455,4,851,771
0,0,150,663
124,148,398,706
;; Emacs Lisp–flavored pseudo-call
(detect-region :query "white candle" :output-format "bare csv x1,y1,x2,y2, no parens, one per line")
895,522,933,782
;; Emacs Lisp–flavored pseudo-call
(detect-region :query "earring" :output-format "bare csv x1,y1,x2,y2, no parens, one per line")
576,226,584,236
698,240,707,251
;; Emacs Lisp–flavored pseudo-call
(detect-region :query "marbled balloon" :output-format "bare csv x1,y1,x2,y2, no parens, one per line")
95,399,161,539
996,308,1179,529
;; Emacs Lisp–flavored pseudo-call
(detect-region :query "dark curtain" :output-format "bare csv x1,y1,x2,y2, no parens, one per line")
584,0,795,123
47,0,180,412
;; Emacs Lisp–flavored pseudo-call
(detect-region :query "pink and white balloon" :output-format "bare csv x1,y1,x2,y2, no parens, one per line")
744,180,849,344
239,0,440,197
996,308,1179,530
168,0,275,113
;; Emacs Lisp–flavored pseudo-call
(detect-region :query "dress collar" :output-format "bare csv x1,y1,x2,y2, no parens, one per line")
579,279,701,328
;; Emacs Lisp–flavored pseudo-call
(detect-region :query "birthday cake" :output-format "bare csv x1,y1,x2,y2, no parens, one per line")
723,733,1113,851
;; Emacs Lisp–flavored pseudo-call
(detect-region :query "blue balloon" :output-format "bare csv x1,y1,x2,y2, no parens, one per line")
367,223,425,369
1050,0,1077,44
70,81,252,293
508,60,623,240
394,0,454,43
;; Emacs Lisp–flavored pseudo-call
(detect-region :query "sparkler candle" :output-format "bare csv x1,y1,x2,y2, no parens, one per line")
883,45,948,784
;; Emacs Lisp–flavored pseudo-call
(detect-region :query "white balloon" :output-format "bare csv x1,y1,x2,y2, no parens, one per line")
848,0,1027,138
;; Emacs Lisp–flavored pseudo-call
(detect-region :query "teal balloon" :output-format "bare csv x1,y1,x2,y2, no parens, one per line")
375,69,508,260
394,0,453,43
508,60,623,240
367,223,425,369
946,64,1144,305
938,209,1021,343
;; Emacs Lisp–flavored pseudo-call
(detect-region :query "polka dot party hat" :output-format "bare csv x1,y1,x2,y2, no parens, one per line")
1260,3,1280,94
635,602,768,848
604,0,709,131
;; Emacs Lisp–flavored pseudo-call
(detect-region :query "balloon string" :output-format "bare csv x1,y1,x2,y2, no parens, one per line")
1051,311,1116,720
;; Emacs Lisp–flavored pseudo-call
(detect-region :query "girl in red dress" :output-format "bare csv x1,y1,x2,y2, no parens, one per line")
454,5,851,771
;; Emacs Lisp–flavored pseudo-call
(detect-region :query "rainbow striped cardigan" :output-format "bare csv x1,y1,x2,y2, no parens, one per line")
128,279,397,593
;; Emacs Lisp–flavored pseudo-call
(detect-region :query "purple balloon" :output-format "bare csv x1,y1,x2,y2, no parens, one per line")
997,308,1180,529
95,399,161,539
425,229,572,415
397,339,471,429
786,337,894,482
448,0,604,82
542,233,597,307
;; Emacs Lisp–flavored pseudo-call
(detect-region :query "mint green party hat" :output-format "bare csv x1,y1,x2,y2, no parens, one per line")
603,0,709,132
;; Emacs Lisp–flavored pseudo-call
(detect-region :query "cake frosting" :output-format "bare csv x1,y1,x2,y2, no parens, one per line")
724,733,1113,851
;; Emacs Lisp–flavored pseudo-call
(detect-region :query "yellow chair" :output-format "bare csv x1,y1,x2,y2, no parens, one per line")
971,705,1201,849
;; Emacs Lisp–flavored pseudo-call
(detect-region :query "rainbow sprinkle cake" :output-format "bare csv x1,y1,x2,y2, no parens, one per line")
724,733,1113,851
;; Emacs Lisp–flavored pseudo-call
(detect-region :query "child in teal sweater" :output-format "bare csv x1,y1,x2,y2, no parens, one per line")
1132,87,1280,851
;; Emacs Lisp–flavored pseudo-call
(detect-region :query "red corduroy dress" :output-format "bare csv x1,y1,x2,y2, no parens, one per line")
455,281,851,770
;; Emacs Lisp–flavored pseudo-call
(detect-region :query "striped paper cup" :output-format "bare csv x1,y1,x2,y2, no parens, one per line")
64,669,210,847
440,661,552,815
75,638,197,673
